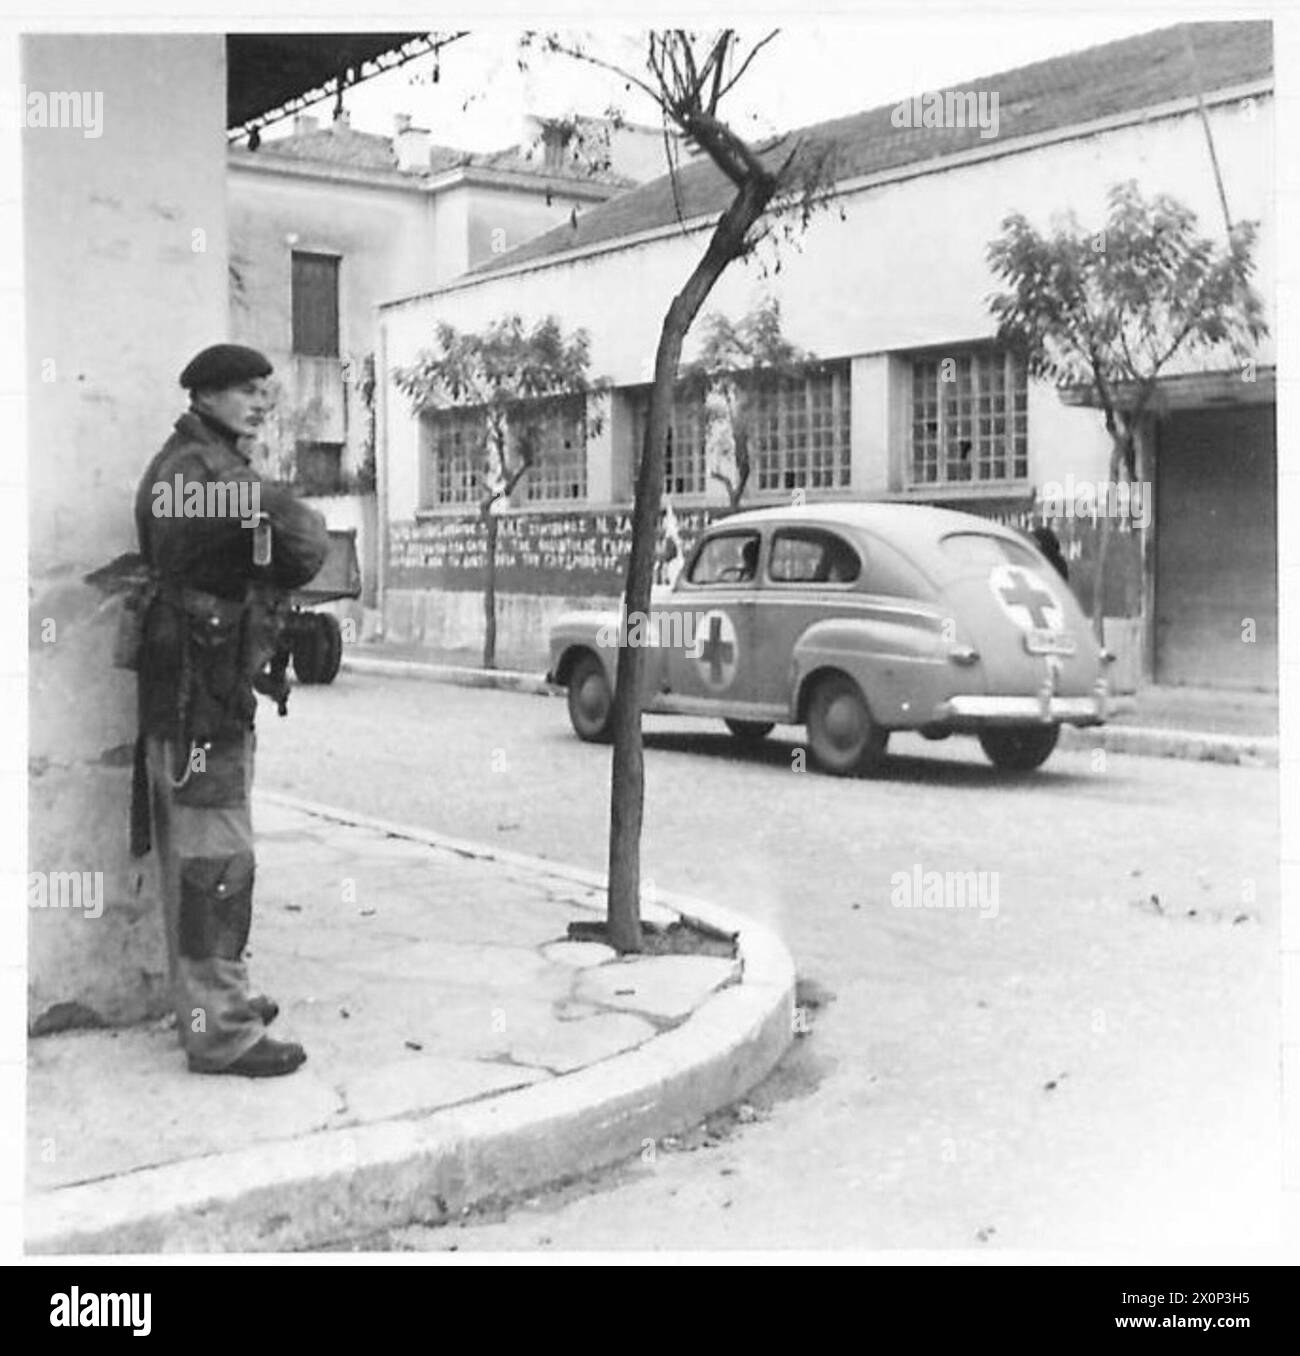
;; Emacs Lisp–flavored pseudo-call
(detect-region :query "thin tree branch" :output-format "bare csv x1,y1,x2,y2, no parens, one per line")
718,29,781,102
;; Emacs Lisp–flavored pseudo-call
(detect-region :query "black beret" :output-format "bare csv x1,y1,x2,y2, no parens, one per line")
179,344,273,391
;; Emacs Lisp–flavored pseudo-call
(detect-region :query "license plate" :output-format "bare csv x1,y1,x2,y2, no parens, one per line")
1024,628,1077,656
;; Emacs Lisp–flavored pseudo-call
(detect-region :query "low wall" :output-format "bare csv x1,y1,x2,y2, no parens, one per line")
383,588,615,672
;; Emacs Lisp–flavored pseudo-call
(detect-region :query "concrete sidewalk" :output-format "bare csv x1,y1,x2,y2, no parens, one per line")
345,645,1280,768
26,795,795,1253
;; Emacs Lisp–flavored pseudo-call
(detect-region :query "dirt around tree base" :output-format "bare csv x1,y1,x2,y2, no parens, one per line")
567,917,737,959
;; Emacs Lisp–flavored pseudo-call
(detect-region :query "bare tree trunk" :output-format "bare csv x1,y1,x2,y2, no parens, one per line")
606,178,775,953
483,505,498,670
1091,427,1130,645
1134,419,1156,681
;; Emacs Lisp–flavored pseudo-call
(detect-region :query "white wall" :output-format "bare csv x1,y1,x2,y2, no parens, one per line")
27,35,231,571
26,34,230,1027
229,165,441,478
382,93,1272,504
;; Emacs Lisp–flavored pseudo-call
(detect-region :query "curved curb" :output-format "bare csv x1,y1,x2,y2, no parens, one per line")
26,794,796,1254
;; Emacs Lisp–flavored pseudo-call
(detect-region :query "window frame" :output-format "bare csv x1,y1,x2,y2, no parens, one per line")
290,250,341,359
765,527,862,587
909,347,1028,489
682,529,764,588
419,393,589,511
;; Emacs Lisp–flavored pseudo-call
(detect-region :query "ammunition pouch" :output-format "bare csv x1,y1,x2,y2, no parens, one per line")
112,574,158,672
177,587,256,743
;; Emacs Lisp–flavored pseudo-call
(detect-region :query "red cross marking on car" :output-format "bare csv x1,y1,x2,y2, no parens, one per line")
696,611,737,690
997,568,1058,629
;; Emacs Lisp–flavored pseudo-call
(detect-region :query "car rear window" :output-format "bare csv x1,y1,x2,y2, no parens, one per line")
768,529,861,584
940,532,1040,570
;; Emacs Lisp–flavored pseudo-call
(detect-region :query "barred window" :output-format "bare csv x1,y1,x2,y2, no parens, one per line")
422,408,483,508
750,365,851,493
520,395,587,503
632,389,709,497
422,396,588,508
634,365,850,499
911,349,1028,486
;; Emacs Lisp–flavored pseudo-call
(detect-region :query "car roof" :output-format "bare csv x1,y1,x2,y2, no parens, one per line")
716,501,1030,565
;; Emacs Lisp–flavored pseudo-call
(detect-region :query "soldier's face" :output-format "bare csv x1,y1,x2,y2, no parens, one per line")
193,378,272,438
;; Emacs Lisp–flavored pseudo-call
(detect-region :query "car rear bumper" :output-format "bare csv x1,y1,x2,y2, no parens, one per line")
937,688,1107,726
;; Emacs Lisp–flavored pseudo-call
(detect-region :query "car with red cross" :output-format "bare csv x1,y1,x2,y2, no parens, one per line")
547,502,1111,774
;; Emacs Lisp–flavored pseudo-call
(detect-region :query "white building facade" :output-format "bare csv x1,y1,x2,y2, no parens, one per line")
378,23,1276,690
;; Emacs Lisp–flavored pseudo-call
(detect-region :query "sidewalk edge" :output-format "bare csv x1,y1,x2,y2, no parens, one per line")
26,796,796,1254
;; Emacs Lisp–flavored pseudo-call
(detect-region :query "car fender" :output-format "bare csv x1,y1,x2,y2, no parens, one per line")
549,614,667,699
791,609,954,727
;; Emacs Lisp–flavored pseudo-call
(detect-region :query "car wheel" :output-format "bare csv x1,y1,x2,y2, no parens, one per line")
806,673,887,776
292,612,343,685
978,724,1060,771
567,652,614,743
314,613,343,684
725,719,775,740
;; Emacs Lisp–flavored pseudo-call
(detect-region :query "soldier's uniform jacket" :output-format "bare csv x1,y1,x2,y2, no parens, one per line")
133,410,327,750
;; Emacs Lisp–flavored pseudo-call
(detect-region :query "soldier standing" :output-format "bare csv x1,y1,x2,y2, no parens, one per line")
132,344,328,1077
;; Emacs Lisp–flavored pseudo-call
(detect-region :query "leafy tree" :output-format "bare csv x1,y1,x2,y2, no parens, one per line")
394,314,606,667
678,296,813,508
530,30,840,950
986,180,1266,640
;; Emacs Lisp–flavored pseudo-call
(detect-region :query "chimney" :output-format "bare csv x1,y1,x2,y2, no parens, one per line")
293,114,319,136
394,117,432,172
539,119,572,172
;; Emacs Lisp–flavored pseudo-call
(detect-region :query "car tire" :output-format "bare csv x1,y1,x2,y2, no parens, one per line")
978,724,1060,771
806,673,888,776
292,612,343,685
567,652,615,743
724,719,775,740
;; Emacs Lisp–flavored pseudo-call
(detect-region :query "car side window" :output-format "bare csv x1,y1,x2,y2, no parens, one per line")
768,529,861,584
688,531,761,585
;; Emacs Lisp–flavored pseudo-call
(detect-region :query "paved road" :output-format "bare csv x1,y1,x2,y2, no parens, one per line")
257,671,1279,1252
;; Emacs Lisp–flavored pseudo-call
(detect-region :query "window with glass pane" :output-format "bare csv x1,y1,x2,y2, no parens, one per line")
910,349,1027,487
423,408,483,507
751,365,850,494
521,395,587,502
632,389,708,496
688,532,761,585
768,529,861,584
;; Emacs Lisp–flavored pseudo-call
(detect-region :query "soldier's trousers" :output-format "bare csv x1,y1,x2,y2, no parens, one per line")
145,731,265,1069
